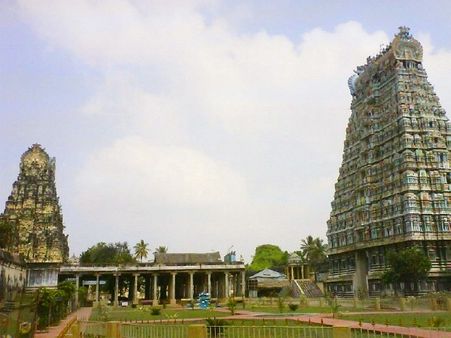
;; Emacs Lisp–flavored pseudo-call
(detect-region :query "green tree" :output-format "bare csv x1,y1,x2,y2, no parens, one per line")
155,246,168,253
0,218,13,250
80,242,136,265
134,240,149,262
300,236,327,272
37,281,77,330
381,247,431,295
248,244,288,272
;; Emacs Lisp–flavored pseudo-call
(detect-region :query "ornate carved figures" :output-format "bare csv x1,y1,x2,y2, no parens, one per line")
327,28,451,296
0,144,69,263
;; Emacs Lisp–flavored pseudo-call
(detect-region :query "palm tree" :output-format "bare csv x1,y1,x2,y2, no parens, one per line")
300,236,327,272
134,240,149,262
155,246,168,253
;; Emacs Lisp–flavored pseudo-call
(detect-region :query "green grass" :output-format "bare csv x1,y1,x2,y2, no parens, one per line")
245,305,332,314
245,305,375,314
90,306,229,322
342,312,451,329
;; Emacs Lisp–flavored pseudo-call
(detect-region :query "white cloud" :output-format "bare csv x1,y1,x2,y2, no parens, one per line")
75,137,248,208
15,1,451,259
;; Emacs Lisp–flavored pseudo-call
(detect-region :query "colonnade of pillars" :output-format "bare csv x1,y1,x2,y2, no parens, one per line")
286,265,305,281
73,270,246,307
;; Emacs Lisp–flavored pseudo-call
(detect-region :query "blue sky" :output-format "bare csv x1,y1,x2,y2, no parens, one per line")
1,0,451,261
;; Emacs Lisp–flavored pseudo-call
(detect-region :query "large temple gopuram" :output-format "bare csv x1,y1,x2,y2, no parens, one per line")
0,144,69,263
326,27,451,296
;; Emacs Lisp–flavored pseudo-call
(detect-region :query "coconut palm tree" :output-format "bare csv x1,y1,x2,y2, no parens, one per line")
155,246,168,253
300,236,327,272
134,240,149,262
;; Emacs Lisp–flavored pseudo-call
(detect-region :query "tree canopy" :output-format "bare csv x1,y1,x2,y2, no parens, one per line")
134,240,149,262
381,247,431,292
0,218,13,250
248,244,288,272
155,246,168,253
80,242,136,265
299,236,328,272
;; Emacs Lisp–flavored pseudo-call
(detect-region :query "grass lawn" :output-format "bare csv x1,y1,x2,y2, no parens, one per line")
245,305,332,314
244,305,375,314
90,306,229,322
342,312,451,329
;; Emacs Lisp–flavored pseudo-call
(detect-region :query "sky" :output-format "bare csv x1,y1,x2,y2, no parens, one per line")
1,0,451,262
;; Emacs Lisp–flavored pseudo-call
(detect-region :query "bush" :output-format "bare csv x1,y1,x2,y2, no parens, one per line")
227,297,237,315
299,295,308,307
206,317,228,337
277,297,285,313
288,303,299,311
150,307,161,315
429,316,445,327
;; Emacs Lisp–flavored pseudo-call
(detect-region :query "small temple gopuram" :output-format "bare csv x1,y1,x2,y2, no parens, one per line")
0,144,69,263
0,144,245,305
327,27,451,296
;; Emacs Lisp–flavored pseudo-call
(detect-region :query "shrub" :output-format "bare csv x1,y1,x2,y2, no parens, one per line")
277,297,285,313
429,316,445,328
206,317,228,337
150,307,161,315
299,295,308,307
288,303,299,312
227,297,237,315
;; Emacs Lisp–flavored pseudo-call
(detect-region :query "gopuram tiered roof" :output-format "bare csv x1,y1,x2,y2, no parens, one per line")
326,27,451,296
0,144,69,263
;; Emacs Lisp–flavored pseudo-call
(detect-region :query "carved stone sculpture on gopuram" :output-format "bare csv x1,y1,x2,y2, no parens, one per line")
327,27,451,296
0,144,69,263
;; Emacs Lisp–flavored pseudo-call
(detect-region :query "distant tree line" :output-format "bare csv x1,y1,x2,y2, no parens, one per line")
247,236,328,275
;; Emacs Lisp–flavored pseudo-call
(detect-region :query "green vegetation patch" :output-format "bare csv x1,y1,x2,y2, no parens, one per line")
245,305,332,314
342,312,451,329
90,306,228,322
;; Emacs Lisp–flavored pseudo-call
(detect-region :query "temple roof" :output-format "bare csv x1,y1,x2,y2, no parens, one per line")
249,268,287,280
154,252,222,265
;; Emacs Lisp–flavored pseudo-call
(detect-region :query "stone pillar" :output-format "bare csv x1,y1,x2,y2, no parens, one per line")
207,272,212,295
114,274,119,307
170,272,177,305
241,270,246,297
133,273,139,305
95,274,100,303
291,266,294,281
189,272,194,300
75,274,80,308
152,274,158,306
353,250,368,298
224,271,229,298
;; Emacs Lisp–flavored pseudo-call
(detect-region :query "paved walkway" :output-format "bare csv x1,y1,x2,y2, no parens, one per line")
224,310,451,338
34,307,92,338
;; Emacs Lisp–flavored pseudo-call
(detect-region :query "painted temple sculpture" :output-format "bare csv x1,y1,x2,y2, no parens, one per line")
327,27,451,296
0,144,69,263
